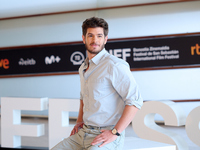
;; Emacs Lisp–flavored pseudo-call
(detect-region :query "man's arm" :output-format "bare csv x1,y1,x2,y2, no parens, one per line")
114,105,138,133
91,105,138,147
70,100,84,136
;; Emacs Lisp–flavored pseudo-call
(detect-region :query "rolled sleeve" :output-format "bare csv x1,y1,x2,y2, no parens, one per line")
80,91,83,100
111,62,143,109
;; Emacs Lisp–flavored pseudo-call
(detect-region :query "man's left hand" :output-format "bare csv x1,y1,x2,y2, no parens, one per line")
91,130,118,147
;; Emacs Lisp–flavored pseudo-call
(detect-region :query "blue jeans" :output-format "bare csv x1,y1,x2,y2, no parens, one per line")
51,124,125,150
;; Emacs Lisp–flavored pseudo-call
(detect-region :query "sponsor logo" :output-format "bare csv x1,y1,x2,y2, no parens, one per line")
191,44,200,55
45,55,61,65
0,59,9,69
18,58,36,66
70,51,85,65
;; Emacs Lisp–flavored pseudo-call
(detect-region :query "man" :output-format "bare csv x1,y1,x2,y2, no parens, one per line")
52,17,143,150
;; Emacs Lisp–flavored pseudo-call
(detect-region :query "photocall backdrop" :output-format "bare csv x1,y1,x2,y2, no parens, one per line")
0,34,200,77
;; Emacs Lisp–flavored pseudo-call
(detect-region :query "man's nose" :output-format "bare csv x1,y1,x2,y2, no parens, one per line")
92,36,97,43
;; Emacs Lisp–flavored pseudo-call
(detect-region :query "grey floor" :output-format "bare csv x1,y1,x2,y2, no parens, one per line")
0,117,199,150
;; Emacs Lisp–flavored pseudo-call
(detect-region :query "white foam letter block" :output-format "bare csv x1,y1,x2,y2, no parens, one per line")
49,99,80,149
185,106,200,147
124,137,176,150
132,100,188,150
1,97,48,148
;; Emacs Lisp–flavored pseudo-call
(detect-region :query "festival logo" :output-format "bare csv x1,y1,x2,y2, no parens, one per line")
70,51,85,65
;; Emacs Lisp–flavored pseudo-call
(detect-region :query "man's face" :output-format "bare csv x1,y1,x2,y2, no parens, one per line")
82,27,108,55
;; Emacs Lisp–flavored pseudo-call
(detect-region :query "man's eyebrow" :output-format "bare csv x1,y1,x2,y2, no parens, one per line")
87,33,103,35
87,33,93,36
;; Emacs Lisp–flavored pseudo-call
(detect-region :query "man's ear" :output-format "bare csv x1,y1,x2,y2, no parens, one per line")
82,35,86,44
104,36,108,44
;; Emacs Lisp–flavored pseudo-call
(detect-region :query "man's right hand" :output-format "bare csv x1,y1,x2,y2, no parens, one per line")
70,122,84,136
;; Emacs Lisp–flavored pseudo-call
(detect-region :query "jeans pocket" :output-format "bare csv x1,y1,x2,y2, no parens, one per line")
114,131,125,150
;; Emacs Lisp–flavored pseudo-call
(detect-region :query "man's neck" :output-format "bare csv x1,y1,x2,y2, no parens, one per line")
87,49,104,60
88,53,96,60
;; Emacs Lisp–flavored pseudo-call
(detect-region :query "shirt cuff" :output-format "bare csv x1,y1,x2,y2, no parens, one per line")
125,97,143,109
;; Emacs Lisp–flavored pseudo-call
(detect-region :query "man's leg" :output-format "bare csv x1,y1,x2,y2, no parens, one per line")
82,125,125,150
51,128,85,150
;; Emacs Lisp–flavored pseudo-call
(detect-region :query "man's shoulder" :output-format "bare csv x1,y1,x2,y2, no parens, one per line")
104,52,129,67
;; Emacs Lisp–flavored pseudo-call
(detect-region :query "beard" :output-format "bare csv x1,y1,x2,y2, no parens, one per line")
85,42,105,55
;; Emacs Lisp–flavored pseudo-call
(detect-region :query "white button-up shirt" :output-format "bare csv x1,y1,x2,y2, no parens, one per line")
79,49,143,127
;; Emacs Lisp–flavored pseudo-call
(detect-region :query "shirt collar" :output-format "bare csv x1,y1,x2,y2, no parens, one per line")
83,57,89,70
91,49,107,65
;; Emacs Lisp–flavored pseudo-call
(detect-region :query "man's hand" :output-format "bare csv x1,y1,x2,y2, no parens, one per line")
70,122,84,136
91,130,118,147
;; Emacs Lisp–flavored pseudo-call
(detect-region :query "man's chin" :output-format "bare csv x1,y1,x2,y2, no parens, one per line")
87,50,100,55
87,49,102,55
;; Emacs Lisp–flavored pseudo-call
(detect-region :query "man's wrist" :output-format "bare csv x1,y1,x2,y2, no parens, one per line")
76,122,84,124
75,122,84,128
111,128,120,136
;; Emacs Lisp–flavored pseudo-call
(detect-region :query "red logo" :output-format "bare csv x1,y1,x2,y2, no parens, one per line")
191,44,200,55
0,59,9,69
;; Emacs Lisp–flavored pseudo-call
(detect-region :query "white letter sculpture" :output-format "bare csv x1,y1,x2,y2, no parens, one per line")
185,106,200,147
1,97,48,148
49,99,80,149
132,100,188,150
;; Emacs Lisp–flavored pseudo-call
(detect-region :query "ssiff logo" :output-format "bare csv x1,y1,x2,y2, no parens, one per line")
70,51,85,65
0,59,9,69
191,44,200,55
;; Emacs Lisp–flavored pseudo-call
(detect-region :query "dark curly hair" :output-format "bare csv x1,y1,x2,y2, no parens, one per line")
82,17,108,36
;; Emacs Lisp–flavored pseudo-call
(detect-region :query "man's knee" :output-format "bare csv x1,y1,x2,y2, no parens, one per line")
51,136,80,150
